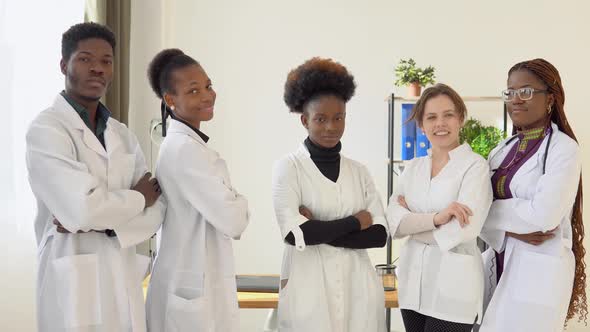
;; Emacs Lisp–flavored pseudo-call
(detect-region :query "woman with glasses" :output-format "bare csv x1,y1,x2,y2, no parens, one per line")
478,59,587,331
387,83,492,332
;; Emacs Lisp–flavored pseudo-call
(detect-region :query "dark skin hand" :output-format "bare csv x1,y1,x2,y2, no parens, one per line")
298,206,313,220
299,206,373,230
506,227,558,245
132,172,162,208
54,172,161,233
282,206,374,289
53,218,84,233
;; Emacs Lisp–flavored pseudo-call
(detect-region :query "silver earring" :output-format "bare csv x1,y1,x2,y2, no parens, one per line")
547,105,552,114
170,105,175,111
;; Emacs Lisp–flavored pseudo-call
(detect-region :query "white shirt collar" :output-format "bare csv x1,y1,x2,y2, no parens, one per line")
427,142,472,160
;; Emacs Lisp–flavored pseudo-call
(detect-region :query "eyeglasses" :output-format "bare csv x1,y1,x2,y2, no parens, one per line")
501,87,548,102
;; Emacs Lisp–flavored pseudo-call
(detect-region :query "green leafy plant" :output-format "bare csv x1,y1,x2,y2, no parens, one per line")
394,58,436,87
459,118,506,159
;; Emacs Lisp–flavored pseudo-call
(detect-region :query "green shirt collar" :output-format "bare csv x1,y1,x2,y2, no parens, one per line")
60,91,110,140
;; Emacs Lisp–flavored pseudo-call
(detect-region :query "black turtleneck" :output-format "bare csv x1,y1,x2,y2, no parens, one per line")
284,138,388,249
304,137,341,182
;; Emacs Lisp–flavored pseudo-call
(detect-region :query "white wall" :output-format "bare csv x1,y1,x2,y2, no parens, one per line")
129,1,590,331
0,1,84,331
129,0,167,166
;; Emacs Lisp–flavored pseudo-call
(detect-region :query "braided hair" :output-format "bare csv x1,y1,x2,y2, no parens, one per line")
510,58,587,325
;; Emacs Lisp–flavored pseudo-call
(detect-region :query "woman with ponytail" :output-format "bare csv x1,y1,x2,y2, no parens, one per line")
145,49,250,331
479,58,587,331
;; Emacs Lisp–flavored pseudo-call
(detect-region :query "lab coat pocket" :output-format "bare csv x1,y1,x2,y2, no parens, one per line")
109,154,136,189
52,254,102,328
165,293,209,331
278,249,326,330
165,271,207,331
511,251,562,307
173,271,205,300
397,241,421,307
278,266,294,330
439,251,479,302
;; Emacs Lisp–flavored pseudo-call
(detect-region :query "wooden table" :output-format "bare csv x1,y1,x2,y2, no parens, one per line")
143,275,398,309
238,289,398,309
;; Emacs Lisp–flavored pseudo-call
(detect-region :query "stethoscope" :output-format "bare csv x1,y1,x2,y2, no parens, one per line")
488,126,553,175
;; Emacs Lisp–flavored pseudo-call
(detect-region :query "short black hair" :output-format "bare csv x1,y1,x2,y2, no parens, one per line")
147,48,200,99
61,22,116,61
283,57,356,113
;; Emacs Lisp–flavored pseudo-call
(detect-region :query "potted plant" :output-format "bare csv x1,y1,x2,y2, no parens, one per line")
394,58,436,97
459,118,506,159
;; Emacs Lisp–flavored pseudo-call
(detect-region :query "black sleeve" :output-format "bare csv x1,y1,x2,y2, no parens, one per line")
284,216,360,245
328,224,388,249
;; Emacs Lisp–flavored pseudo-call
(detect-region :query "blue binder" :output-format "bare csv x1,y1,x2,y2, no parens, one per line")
416,126,430,157
401,103,416,160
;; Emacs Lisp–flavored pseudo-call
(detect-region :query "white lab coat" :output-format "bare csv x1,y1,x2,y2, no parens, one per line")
26,94,166,332
146,119,249,332
386,143,492,324
272,143,387,332
478,123,580,332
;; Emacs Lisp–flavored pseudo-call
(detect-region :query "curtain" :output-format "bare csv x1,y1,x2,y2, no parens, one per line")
85,0,131,125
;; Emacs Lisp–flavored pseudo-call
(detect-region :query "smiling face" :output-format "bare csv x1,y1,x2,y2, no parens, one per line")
506,69,554,130
60,38,113,106
301,95,346,148
421,94,463,151
163,64,216,129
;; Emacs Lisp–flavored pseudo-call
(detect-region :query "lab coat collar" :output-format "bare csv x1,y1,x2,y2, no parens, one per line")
167,119,209,146
53,94,86,130
297,142,311,157
53,94,108,158
427,142,472,160
295,142,344,185
550,121,558,134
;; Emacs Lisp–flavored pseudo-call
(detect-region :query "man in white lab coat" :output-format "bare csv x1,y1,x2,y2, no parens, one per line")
25,22,165,332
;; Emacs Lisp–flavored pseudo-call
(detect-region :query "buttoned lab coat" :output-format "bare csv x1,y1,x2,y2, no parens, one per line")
272,143,387,332
387,144,492,324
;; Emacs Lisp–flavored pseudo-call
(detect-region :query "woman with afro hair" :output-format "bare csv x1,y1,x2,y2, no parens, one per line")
271,57,388,332
145,49,249,331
